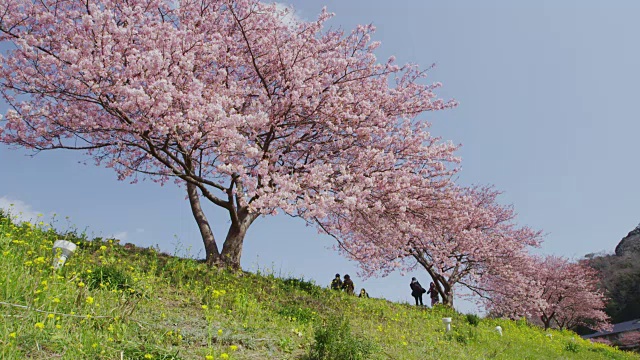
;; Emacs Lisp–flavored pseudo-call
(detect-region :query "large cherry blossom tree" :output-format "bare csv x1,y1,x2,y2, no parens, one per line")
484,255,610,331
317,185,540,306
0,0,458,268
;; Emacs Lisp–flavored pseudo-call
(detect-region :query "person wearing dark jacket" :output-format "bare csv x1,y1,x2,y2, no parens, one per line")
427,282,440,306
330,273,342,290
410,277,425,306
358,288,369,298
342,274,355,295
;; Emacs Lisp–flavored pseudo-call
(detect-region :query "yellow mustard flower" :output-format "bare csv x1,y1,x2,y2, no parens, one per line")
34,322,45,329
220,354,229,360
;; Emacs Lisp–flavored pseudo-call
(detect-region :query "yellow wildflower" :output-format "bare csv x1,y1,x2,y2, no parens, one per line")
220,354,229,360
9,332,17,338
229,345,238,351
201,305,208,310
86,297,94,304
34,322,45,329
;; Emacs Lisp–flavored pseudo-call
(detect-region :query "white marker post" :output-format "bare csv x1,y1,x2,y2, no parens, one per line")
52,240,77,269
495,326,503,336
442,317,452,332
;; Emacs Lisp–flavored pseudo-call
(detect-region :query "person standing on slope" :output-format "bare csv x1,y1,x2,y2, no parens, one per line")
342,274,355,295
427,282,440,307
410,277,426,306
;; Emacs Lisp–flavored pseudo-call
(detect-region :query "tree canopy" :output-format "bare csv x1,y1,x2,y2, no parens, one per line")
0,0,457,268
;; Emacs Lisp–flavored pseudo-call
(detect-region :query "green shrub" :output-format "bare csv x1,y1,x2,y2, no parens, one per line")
565,340,581,353
446,328,476,345
282,277,321,296
308,316,377,360
465,313,481,326
86,265,132,291
277,304,316,324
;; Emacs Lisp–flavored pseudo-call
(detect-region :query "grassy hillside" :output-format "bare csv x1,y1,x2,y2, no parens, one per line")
1,214,638,360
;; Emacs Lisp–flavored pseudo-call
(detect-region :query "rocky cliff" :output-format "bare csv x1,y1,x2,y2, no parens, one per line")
615,224,640,256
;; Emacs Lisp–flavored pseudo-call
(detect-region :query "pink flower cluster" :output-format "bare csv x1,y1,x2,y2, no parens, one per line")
0,0,611,326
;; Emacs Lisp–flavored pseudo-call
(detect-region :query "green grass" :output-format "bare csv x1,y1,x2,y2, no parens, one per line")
0,213,637,360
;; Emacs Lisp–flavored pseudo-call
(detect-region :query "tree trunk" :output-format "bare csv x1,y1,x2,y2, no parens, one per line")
186,182,220,266
442,284,454,307
220,210,258,269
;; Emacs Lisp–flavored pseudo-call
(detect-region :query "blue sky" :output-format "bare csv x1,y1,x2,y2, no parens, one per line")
1,0,639,313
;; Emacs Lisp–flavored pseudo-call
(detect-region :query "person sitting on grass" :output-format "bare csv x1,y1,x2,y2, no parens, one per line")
330,273,342,290
359,288,369,298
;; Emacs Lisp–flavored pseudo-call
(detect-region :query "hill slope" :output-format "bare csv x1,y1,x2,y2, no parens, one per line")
1,214,638,360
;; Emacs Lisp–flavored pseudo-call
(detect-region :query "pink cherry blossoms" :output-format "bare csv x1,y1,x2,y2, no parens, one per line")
481,255,610,331
0,0,612,330
0,0,457,268
316,185,542,307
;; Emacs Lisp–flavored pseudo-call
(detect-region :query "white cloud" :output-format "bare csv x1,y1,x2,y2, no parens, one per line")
108,231,128,241
0,196,42,223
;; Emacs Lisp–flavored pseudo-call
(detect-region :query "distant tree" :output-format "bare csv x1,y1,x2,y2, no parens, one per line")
585,253,640,323
618,331,640,350
589,337,613,346
0,0,457,268
317,185,540,307
485,255,610,331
